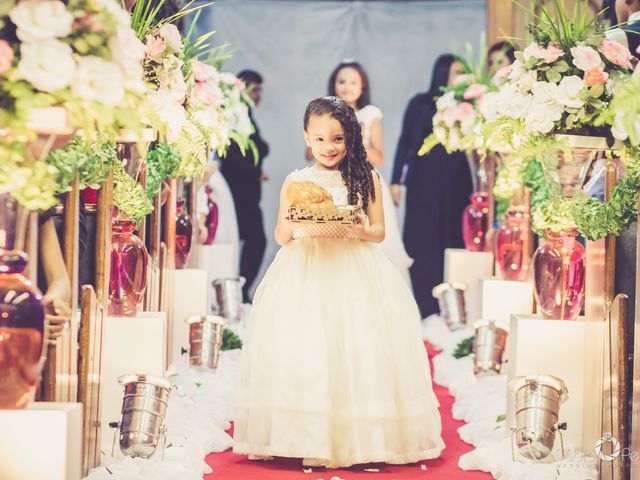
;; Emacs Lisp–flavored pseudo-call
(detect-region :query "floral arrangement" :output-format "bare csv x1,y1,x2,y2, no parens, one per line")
485,1,634,147
483,1,640,240
0,0,147,210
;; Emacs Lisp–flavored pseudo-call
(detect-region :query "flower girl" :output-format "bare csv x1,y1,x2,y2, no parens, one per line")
233,96,444,468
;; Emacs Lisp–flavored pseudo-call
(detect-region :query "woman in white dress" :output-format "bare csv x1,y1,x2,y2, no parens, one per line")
326,61,413,287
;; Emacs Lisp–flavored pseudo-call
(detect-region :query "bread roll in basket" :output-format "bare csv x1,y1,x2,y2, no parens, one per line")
286,180,363,238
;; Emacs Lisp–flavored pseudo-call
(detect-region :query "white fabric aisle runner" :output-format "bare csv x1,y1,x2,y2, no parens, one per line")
421,315,598,480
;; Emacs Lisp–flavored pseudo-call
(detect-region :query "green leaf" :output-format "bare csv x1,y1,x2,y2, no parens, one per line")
589,84,604,98
453,337,474,359
545,68,562,83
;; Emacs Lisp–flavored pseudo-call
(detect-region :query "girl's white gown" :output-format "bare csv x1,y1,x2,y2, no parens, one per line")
233,166,444,468
356,105,413,288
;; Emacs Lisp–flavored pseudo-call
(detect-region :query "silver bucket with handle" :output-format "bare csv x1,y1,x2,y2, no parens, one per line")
186,315,225,371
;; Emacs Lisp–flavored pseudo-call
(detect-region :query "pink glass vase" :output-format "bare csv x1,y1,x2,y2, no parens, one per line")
204,186,219,246
462,192,489,252
175,199,193,269
495,207,532,281
0,194,45,408
533,229,586,320
108,218,149,317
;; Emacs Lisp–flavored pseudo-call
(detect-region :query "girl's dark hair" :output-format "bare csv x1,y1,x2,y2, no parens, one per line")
427,54,459,98
327,62,370,110
303,96,376,209
487,41,516,64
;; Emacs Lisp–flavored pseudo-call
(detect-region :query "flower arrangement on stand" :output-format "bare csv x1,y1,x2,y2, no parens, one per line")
483,0,638,319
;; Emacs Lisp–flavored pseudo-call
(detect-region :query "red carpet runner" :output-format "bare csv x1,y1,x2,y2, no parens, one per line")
204,343,490,479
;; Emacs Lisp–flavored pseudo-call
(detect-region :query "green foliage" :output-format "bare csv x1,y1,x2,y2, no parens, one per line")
222,328,243,351
112,160,153,223
453,336,474,359
146,142,181,200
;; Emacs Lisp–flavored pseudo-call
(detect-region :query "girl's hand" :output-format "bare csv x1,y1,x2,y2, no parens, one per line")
349,212,368,239
390,184,403,205
42,297,71,343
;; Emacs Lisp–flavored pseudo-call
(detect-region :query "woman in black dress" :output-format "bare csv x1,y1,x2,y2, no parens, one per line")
390,54,472,318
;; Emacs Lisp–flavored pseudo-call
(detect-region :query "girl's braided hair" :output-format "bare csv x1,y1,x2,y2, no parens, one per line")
303,96,376,210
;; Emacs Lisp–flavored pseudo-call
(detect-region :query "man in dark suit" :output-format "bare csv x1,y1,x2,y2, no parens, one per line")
220,70,269,303
615,0,640,58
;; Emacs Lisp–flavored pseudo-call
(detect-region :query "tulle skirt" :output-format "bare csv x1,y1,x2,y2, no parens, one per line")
233,237,444,467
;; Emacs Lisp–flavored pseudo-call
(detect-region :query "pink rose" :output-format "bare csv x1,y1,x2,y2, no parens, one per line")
571,45,604,71
145,34,165,59
0,40,13,74
192,60,219,83
235,79,246,90
492,65,511,86
583,67,609,86
191,81,214,105
524,43,564,64
599,38,633,69
453,102,474,122
463,83,488,100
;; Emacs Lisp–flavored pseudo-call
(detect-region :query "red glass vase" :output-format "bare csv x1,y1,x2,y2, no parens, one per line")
533,229,586,320
108,218,149,317
0,194,45,408
175,199,193,269
495,208,532,281
462,192,489,252
204,186,219,246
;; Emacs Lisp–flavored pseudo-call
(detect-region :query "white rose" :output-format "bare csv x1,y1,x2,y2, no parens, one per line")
478,91,499,121
109,26,145,70
448,128,462,150
508,60,525,82
531,81,560,107
611,112,629,141
159,24,183,52
436,91,457,110
73,57,125,106
433,125,447,143
516,70,537,92
9,0,73,41
524,102,563,133
497,84,533,120
556,75,586,109
146,90,188,141
226,102,253,137
17,39,76,92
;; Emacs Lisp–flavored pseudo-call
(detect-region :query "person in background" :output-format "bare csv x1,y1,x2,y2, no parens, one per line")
615,0,640,57
220,70,269,303
390,55,472,319
487,41,516,78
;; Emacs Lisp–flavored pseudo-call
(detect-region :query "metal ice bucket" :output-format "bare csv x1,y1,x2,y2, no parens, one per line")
212,277,245,322
509,375,568,461
115,374,172,458
472,319,509,376
186,315,225,370
431,282,467,330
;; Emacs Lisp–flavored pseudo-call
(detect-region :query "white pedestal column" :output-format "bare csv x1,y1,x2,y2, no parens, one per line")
171,268,209,367
480,277,534,324
444,249,494,323
99,312,166,456
0,402,82,480
506,314,604,453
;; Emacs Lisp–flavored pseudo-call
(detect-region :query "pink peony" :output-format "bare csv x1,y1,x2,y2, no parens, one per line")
571,45,604,71
583,67,609,86
463,83,488,100
599,38,633,69
145,34,165,59
235,79,246,90
0,40,13,74
192,60,219,83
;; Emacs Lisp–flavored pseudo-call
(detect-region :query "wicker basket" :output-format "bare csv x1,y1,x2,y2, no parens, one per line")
288,205,362,239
